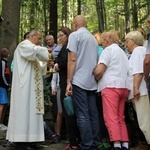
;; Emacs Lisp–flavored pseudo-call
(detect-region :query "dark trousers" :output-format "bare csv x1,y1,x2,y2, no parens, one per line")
97,92,109,142
72,85,100,150
60,84,80,146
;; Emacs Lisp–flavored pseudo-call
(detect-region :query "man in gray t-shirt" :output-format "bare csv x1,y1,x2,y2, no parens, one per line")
66,15,100,150
144,15,150,84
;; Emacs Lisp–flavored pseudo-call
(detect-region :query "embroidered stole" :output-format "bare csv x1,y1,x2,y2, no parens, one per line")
33,61,44,114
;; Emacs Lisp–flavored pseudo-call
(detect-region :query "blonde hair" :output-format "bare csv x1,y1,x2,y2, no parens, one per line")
101,30,119,45
93,32,102,45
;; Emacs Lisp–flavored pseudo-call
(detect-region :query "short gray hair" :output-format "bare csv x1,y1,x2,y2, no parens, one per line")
45,35,54,39
125,31,144,46
29,29,40,36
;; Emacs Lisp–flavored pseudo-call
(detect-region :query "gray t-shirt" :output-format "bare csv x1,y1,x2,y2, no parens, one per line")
67,27,98,90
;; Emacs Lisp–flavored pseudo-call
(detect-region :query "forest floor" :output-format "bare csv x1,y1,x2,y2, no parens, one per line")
0,130,66,150
0,130,149,150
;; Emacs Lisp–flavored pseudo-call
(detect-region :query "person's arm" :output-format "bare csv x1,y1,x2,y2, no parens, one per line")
67,51,76,82
133,73,143,99
2,61,10,88
94,63,107,81
144,54,150,83
51,73,57,95
66,51,76,96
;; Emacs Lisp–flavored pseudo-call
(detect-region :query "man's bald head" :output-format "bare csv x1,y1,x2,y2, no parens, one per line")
73,15,87,30
75,15,87,26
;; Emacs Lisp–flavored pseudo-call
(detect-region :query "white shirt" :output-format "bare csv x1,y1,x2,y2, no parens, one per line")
97,43,129,92
51,72,60,90
128,46,148,99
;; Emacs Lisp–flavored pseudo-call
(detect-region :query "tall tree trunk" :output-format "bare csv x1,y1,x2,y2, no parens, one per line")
148,0,150,15
49,0,58,42
77,0,81,15
115,4,119,31
43,0,48,36
62,0,68,26
95,0,105,32
0,0,21,64
29,1,35,29
124,0,130,33
131,0,138,29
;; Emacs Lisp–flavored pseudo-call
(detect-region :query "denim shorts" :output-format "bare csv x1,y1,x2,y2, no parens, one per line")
0,87,9,104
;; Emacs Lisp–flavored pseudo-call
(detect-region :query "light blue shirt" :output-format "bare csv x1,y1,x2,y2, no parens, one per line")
67,27,98,90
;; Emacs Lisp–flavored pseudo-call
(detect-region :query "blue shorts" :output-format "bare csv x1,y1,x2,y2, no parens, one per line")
0,87,9,104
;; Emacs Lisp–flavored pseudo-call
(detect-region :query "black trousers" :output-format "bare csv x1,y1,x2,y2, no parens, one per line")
60,84,81,146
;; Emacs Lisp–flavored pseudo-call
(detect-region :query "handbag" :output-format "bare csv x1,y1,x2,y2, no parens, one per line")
63,96,74,116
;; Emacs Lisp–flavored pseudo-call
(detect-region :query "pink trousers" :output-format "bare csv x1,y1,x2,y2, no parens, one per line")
101,88,129,142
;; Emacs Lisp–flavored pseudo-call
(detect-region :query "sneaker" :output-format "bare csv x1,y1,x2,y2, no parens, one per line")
0,124,7,130
57,134,61,142
64,144,79,150
51,134,58,143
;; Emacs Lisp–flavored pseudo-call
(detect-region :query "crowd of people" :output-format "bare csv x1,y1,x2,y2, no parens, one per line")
0,14,150,150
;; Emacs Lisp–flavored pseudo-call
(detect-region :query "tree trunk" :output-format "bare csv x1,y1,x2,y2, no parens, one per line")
0,0,21,64
148,0,150,15
124,0,130,33
77,0,81,15
29,1,35,29
115,4,119,31
131,0,138,29
49,0,58,42
96,0,105,32
43,0,48,36
62,0,68,27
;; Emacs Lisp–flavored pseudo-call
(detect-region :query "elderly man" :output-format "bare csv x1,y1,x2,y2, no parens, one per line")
6,29,49,150
66,15,100,150
45,35,61,57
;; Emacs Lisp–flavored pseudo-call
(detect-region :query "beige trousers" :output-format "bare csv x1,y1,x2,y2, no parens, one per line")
132,95,150,144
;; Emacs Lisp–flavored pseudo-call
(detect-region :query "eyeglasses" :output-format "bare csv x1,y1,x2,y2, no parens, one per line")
125,39,132,44
57,34,65,38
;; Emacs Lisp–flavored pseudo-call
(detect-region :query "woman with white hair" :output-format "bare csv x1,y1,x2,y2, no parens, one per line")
125,30,150,148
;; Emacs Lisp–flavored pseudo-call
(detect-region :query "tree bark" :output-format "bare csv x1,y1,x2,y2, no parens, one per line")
0,0,21,64
95,0,105,32
50,0,58,42
131,0,138,29
124,0,130,33
78,0,81,15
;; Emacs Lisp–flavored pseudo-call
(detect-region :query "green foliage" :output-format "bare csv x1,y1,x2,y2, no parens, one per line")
0,0,150,42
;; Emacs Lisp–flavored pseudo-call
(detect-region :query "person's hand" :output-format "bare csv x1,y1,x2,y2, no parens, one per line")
144,76,148,88
65,82,73,96
48,48,52,53
47,59,54,68
133,87,140,100
51,89,56,95
54,63,59,72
